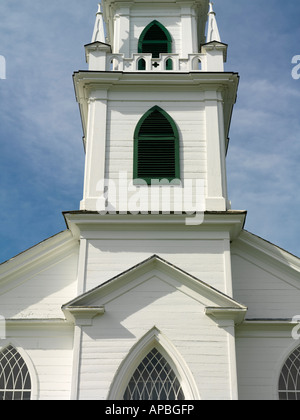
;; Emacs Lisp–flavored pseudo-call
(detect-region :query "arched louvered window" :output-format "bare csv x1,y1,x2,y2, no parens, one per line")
138,21,172,70
278,345,300,400
133,106,180,184
0,345,32,400
123,348,185,400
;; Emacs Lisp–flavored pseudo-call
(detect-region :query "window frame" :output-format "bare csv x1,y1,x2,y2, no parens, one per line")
0,345,32,401
278,344,300,400
123,347,185,400
138,21,173,70
133,106,180,185
108,327,200,400
0,342,38,400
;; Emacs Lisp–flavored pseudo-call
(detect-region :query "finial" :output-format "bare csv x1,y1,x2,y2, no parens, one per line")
92,2,106,43
208,2,215,15
206,1,221,43
96,3,102,15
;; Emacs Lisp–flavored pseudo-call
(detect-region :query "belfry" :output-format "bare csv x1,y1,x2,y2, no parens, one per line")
0,1,299,401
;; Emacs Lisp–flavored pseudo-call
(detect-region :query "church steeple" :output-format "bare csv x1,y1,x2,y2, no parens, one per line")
75,0,238,214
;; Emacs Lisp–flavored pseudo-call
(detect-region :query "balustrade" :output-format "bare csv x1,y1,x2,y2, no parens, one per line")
106,53,205,72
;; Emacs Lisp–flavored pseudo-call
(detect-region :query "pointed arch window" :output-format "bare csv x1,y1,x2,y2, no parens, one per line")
108,327,199,400
0,345,32,400
137,58,146,71
278,345,300,400
123,348,185,400
138,21,172,70
133,106,180,184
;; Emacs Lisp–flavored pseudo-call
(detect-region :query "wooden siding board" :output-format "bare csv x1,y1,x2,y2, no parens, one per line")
232,252,300,319
236,332,297,400
85,238,225,293
77,273,233,400
0,249,78,319
105,101,206,204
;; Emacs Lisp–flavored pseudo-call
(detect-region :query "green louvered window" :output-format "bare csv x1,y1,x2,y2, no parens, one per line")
133,106,180,184
138,21,172,70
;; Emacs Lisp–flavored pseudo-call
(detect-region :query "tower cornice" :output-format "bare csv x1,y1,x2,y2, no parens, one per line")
63,210,247,241
73,70,239,90
73,70,239,140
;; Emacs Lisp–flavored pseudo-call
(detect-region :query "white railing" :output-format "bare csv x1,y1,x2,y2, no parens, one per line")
106,53,206,72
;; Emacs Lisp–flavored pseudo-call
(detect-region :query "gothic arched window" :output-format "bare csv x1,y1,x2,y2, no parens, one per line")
133,106,180,184
138,21,172,70
123,348,185,400
138,58,146,71
0,345,32,400
278,345,300,400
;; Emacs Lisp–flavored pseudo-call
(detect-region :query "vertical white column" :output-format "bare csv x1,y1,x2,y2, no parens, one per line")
204,89,227,211
77,238,88,295
223,236,233,297
218,98,229,208
119,6,131,57
180,5,194,57
113,14,120,54
70,325,82,400
81,89,108,211
191,7,198,53
224,321,239,400
114,5,131,56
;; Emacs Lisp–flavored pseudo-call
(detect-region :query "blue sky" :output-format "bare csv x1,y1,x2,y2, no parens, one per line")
0,0,299,263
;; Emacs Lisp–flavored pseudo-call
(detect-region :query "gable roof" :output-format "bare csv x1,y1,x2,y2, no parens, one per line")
0,230,77,286
62,254,247,325
233,230,300,278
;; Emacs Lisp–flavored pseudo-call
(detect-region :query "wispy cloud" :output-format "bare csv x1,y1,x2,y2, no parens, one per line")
0,1,97,262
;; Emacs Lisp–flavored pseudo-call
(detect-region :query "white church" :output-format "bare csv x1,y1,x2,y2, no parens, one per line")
0,0,300,401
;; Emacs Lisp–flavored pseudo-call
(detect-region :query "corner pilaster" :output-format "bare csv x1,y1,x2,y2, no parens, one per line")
204,89,227,211
81,89,109,211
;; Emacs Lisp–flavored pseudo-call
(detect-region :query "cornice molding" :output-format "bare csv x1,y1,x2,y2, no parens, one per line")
62,306,105,325
63,210,246,240
0,231,77,284
232,230,300,278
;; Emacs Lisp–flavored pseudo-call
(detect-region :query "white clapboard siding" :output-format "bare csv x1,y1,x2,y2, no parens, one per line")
131,15,182,56
231,250,300,319
0,244,79,319
78,276,232,400
106,100,205,177
3,323,74,400
105,99,206,211
236,330,297,400
85,238,225,292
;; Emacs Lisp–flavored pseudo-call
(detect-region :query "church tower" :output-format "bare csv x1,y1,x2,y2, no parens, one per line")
1,0,300,402
65,0,246,400
74,0,238,215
